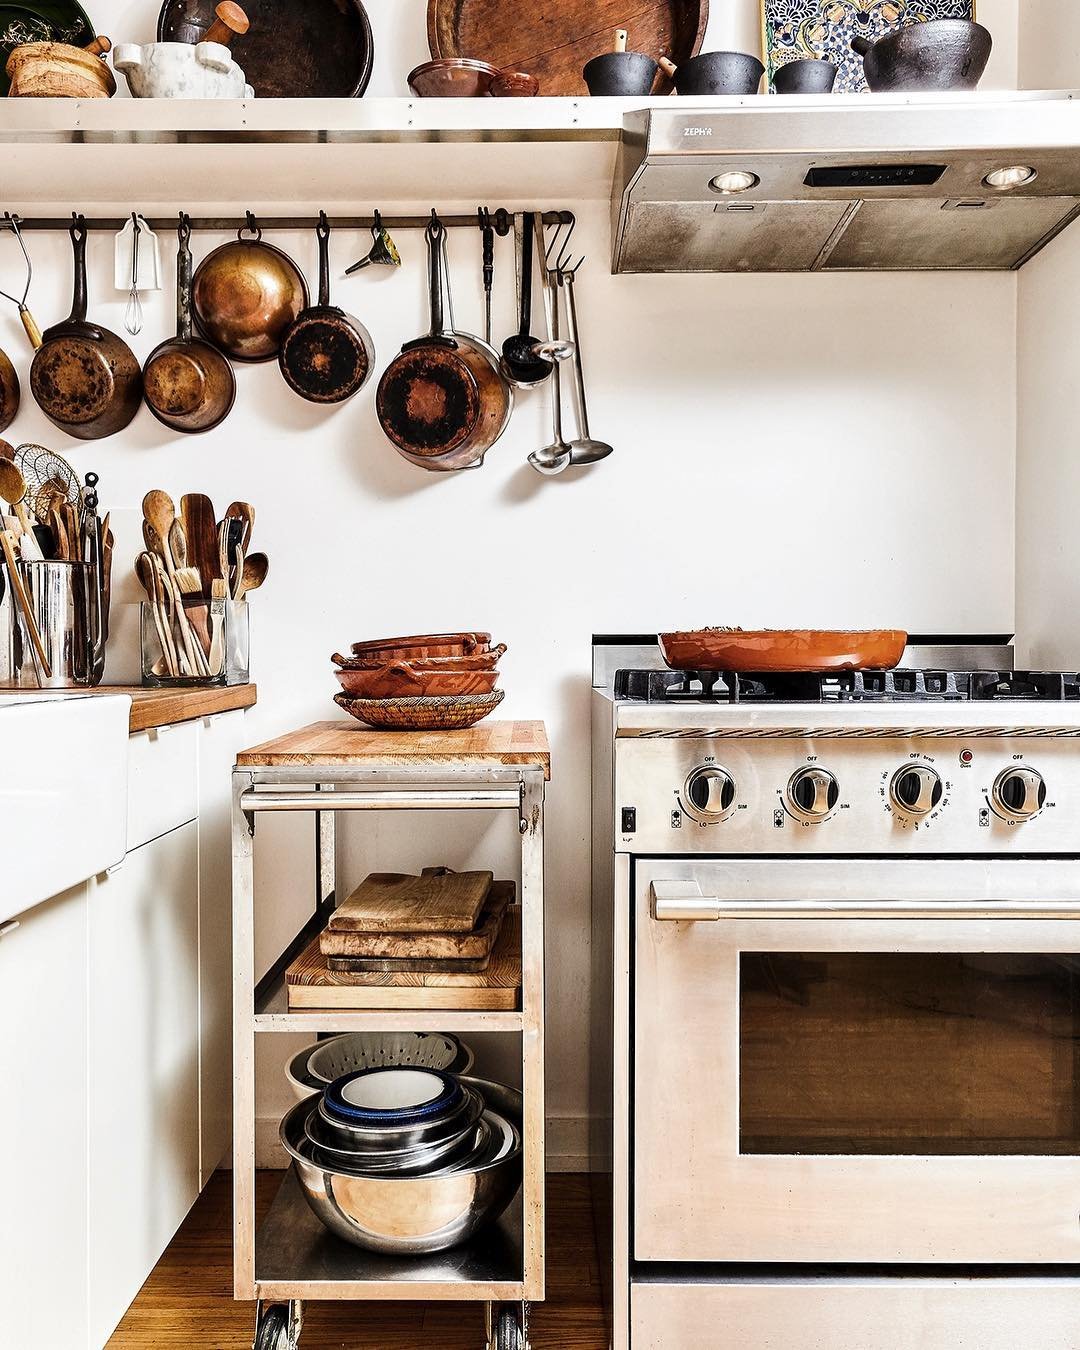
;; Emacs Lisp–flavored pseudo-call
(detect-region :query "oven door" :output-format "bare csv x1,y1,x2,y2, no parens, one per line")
633,858,1080,1264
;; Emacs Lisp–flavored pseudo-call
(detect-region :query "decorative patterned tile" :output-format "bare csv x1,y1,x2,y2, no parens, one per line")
762,0,977,93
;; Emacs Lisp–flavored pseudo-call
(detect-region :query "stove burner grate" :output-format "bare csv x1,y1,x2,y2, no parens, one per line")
614,669,1080,704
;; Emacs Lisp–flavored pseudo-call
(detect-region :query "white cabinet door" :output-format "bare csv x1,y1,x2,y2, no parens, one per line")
88,821,200,1349
197,709,248,1182
0,885,89,1350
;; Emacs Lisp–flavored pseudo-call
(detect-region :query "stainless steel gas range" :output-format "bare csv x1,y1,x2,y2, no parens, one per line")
590,641,1080,1350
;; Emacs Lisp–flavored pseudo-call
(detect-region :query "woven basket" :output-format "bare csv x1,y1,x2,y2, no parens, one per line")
335,690,505,731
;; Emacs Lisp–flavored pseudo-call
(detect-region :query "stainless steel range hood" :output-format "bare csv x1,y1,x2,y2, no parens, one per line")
611,92,1080,273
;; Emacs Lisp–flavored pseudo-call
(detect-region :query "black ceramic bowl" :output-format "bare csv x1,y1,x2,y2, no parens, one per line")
583,51,658,97
674,50,764,95
773,58,838,94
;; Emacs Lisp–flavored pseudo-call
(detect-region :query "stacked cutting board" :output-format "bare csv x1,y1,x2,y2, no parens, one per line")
286,867,521,1010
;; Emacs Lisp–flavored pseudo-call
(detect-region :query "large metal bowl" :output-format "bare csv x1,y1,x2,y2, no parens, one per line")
285,1032,474,1102
280,1078,523,1254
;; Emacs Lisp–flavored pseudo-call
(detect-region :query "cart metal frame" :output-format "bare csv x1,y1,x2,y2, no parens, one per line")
231,758,546,1343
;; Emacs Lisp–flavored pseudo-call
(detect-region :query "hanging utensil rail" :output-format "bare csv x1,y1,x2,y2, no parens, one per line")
4,210,573,233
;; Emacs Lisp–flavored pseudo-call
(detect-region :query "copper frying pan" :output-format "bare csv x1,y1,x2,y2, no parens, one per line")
658,629,909,672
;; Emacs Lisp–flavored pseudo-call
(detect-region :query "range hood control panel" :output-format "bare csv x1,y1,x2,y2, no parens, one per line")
804,163,946,189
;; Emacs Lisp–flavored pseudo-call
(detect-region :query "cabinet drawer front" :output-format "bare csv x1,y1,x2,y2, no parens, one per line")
631,1280,1080,1350
127,722,198,849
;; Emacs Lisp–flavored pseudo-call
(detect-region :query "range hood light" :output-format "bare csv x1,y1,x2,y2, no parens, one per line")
983,164,1038,190
708,170,759,195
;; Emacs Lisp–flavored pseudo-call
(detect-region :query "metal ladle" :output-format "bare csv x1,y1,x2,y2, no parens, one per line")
561,266,613,466
528,225,576,475
501,212,552,387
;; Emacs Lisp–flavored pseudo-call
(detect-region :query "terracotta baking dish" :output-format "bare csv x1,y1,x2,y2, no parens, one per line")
333,644,506,672
349,632,492,660
336,664,501,699
659,628,909,673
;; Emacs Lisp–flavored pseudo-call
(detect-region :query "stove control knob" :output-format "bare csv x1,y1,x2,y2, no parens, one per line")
683,766,737,822
992,766,1046,820
787,767,840,820
890,765,943,818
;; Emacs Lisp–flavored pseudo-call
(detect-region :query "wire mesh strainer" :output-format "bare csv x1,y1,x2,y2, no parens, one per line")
13,443,80,524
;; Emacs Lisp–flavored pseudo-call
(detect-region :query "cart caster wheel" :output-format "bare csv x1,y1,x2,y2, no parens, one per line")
494,1306,524,1350
254,1302,301,1350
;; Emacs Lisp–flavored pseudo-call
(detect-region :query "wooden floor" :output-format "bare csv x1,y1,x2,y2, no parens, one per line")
108,1172,607,1349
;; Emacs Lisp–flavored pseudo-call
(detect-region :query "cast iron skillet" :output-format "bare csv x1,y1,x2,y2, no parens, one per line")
156,0,374,97
30,217,143,441
279,214,374,404
144,216,237,434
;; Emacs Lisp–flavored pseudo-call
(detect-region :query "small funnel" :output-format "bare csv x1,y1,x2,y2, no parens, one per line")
346,211,401,274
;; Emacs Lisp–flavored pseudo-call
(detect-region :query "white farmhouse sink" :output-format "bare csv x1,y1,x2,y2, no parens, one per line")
0,693,131,922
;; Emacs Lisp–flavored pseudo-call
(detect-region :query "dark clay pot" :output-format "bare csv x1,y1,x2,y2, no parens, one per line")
583,51,658,96
773,58,837,94
852,20,991,92
674,50,763,95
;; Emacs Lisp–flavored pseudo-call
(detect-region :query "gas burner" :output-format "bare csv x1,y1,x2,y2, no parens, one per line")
614,668,1080,704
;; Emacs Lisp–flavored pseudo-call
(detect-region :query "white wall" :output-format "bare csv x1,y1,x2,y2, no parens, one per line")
1016,2,1080,667
2,1,1024,1167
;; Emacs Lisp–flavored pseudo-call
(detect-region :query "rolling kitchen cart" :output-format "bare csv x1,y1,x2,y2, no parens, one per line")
231,720,549,1350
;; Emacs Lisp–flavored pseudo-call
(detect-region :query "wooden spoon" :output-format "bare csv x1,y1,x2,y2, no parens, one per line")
0,457,36,538
235,551,268,601
136,550,175,676
143,490,178,566
0,528,50,681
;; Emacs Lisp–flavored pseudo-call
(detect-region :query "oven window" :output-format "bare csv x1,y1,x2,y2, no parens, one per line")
739,953,1080,1155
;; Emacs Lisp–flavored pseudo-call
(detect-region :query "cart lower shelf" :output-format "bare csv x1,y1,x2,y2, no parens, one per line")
252,1167,526,1302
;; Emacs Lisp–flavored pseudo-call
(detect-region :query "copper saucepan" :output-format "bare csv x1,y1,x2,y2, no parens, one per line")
30,217,143,440
376,218,512,471
192,220,307,362
143,215,236,433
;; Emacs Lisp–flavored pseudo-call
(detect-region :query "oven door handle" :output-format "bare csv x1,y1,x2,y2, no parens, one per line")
650,880,1080,922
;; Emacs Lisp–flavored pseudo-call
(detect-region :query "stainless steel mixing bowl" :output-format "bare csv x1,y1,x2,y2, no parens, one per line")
280,1077,523,1254
315,1082,484,1153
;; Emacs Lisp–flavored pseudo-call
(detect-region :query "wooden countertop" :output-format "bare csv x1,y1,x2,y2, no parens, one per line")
236,718,549,777
1,683,257,733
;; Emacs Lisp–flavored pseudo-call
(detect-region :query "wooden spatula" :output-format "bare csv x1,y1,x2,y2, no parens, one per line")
180,493,221,587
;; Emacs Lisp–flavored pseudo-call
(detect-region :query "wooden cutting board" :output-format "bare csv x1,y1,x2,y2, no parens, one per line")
427,0,708,96
320,882,512,960
328,867,493,934
287,908,521,1010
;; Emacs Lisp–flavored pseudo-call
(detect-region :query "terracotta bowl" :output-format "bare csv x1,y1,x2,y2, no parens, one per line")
407,58,500,97
349,633,492,661
491,70,539,97
336,665,501,700
333,645,507,673
659,628,909,673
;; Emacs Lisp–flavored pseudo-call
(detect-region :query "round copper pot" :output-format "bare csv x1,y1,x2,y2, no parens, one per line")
0,347,18,433
192,227,308,363
144,218,236,433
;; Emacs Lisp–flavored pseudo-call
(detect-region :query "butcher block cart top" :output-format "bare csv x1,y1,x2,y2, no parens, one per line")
231,719,548,1350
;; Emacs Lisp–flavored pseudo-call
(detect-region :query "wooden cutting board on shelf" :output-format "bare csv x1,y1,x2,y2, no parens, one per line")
287,908,521,1010
328,867,493,934
320,882,512,960
426,0,708,96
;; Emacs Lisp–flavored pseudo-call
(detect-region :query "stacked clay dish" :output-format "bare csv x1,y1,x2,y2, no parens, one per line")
333,632,506,729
